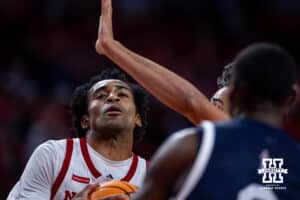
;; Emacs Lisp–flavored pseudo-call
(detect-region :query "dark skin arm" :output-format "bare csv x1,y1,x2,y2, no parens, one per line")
132,128,199,200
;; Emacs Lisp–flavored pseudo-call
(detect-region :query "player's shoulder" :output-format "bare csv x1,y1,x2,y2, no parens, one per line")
213,118,287,136
199,119,250,133
34,138,73,158
134,154,149,172
38,138,68,149
150,127,199,164
214,119,244,129
166,127,199,158
171,127,198,141
136,154,146,161
196,120,239,141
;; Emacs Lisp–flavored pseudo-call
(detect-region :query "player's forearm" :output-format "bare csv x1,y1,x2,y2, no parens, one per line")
103,40,225,124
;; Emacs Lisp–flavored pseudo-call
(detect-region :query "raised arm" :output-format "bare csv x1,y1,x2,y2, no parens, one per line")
96,0,229,125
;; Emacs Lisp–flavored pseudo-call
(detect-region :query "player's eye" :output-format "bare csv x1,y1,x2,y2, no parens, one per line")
96,93,108,99
118,92,129,98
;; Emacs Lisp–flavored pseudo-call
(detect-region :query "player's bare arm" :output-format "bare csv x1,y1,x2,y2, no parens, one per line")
129,128,199,200
96,0,229,125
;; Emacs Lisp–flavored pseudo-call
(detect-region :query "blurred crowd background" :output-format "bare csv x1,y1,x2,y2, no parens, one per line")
1,0,300,198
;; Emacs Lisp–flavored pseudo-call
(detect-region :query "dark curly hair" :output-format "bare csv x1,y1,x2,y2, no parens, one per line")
217,63,234,89
70,68,148,144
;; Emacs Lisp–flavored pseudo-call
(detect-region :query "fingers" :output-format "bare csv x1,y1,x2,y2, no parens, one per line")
96,0,114,54
98,0,114,39
98,194,129,200
76,183,100,198
89,183,101,194
100,0,113,30
101,0,112,18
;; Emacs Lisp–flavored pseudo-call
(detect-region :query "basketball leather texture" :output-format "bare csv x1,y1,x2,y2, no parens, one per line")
89,180,138,200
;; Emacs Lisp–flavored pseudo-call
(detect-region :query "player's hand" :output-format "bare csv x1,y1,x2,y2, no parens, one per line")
96,0,114,55
72,183,100,200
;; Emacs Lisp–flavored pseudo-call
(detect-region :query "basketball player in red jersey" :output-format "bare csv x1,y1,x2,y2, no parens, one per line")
96,0,230,126
7,69,149,200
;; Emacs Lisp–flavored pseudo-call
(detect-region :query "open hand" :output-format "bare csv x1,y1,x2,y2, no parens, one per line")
96,0,114,55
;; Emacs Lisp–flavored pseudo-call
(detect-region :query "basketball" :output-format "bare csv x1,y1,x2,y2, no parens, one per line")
89,180,139,200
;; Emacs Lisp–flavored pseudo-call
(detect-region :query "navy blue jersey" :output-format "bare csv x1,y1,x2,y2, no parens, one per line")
177,119,300,200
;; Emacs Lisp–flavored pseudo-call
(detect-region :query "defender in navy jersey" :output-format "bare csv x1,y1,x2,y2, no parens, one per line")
126,43,300,200
181,119,300,200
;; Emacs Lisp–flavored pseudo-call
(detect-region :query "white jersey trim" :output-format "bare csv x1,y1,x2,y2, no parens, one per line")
175,121,216,200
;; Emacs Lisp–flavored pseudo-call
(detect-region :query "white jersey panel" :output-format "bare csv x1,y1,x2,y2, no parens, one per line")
8,138,147,200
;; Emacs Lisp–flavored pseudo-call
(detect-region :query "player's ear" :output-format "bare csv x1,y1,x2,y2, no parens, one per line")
135,114,142,127
228,85,237,117
282,84,298,122
81,115,90,129
288,84,299,106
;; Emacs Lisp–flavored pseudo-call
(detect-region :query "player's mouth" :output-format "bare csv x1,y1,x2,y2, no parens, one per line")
104,105,122,116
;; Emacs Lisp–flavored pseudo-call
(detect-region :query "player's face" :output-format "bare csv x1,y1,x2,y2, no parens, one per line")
211,87,230,113
86,79,141,136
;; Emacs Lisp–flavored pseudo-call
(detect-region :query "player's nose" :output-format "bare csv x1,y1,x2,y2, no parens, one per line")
107,92,120,103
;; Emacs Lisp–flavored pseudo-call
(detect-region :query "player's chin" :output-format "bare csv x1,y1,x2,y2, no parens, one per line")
98,115,128,129
103,114,123,123
102,119,126,129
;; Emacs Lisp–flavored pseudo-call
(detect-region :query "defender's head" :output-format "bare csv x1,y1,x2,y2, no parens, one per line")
71,68,148,144
229,43,298,118
211,63,234,112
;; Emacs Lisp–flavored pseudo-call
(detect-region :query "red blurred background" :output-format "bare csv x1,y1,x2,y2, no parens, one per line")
1,0,300,198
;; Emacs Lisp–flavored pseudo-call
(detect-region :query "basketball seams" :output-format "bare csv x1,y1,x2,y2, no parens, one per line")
101,181,136,193
90,181,138,200
122,181,136,191
100,185,132,195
